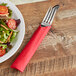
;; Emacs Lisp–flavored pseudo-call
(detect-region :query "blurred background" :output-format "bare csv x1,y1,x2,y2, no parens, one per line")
9,0,46,5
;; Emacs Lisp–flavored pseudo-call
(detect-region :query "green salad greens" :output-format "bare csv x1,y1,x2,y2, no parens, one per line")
0,3,7,6
0,3,20,56
0,19,18,49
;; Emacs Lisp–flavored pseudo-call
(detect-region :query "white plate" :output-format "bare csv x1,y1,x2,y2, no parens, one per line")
0,0,25,63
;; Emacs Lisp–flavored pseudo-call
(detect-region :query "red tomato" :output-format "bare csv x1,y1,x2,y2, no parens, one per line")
7,19,16,30
0,6,8,14
0,47,6,56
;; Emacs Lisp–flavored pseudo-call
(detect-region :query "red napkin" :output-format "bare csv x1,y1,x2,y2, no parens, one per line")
11,25,51,72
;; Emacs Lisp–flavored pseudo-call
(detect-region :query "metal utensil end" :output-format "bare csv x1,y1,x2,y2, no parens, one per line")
41,5,59,27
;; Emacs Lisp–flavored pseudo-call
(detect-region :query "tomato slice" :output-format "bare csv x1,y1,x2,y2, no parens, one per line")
7,19,16,30
0,6,8,14
0,47,6,56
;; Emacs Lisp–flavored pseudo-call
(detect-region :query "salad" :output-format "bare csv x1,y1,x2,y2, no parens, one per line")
0,3,21,57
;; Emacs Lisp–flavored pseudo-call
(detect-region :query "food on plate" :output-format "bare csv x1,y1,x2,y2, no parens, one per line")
0,47,6,56
0,3,21,57
0,6,8,14
7,19,17,30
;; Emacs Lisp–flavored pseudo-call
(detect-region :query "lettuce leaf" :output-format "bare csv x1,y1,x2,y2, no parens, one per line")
10,31,18,42
8,8,12,18
0,44,7,49
0,3,7,6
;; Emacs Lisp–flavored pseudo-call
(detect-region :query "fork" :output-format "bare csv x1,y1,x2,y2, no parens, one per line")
11,5,59,72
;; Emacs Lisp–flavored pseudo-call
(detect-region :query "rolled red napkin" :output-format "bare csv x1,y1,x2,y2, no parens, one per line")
11,25,51,72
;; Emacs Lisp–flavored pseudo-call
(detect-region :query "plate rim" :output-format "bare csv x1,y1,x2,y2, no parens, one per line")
0,0,25,63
